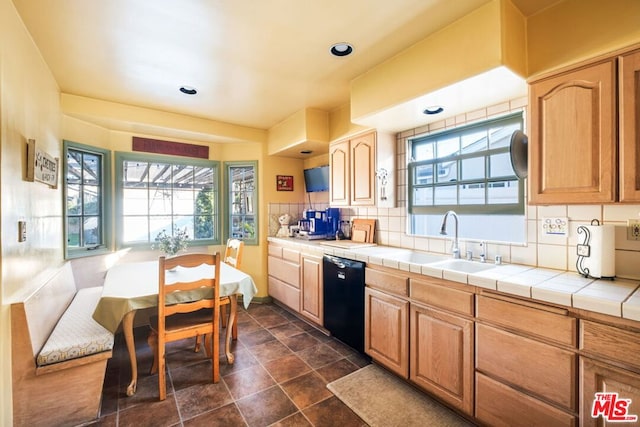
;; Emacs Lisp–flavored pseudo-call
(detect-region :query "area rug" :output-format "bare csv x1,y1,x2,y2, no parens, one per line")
327,364,475,427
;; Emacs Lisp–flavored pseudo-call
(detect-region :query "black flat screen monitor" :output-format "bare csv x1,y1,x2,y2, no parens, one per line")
303,165,330,193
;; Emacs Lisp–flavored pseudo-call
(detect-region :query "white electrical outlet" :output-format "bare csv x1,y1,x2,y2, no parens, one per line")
543,217,568,236
628,219,640,240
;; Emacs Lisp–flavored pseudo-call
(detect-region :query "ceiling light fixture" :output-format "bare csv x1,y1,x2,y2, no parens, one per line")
179,86,197,95
330,43,353,57
300,150,313,155
423,106,444,115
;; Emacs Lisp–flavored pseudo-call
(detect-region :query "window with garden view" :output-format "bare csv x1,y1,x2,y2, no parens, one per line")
115,153,220,247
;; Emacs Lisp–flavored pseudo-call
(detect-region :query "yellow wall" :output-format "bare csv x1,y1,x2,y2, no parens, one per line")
4,0,640,423
527,0,640,76
1,0,64,424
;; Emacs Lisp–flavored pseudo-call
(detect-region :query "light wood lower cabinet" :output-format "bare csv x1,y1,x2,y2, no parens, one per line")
580,358,640,426
476,372,577,427
300,253,323,325
267,244,301,312
364,286,409,378
476,324,577,412
410,302,473,415
579,319,640,425
268,243,325,327
475,295,577,425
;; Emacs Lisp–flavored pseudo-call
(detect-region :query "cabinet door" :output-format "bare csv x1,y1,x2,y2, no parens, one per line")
410,303,473,415
620,49,640,202
581,358,640,426
364,287,409,378
300,253,323,325
529,59,616,204
350,132,376,206
329,140,350,206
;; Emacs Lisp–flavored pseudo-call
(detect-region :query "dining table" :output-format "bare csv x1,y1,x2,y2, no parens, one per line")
92,259,258,396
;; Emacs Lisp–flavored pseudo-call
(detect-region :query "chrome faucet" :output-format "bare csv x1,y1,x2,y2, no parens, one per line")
440,210,460,259
479,241,487,263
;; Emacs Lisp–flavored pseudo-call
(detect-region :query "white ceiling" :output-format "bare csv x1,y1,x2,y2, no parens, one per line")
12,0,558,139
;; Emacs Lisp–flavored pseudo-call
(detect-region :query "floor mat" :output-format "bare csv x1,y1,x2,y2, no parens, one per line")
327,364,475,427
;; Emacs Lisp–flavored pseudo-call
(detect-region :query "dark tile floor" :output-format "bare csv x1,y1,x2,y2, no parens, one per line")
89,302,371,427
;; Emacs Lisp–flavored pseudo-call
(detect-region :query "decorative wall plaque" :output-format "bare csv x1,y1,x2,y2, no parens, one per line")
26,139,59,188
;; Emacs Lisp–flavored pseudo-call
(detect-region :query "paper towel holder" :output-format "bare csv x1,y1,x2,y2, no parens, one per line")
576,219,615,280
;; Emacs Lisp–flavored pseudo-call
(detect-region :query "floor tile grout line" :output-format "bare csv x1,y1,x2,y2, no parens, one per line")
100,303,369,426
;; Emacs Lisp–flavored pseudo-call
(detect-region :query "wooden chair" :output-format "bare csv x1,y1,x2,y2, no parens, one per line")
224,238,244,270
148,253,221,401
222,238,244,330
195,238,244,353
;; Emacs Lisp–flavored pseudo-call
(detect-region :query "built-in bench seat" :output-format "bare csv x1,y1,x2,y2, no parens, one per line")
11,263,114,427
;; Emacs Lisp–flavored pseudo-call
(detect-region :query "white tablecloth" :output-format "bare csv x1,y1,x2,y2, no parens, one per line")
93,260,258,333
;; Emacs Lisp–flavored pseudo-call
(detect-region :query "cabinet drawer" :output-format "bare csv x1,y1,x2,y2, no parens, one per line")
365,267,408,296
410,278,474,316
580,320,640,370
477,295,576,346
268,244,283,258
282,247,300,263
476,324,576,411
268,256,300,288
476,373,576,427
268,276,300,311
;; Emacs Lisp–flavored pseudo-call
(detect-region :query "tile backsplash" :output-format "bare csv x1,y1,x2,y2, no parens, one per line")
268,98,640,281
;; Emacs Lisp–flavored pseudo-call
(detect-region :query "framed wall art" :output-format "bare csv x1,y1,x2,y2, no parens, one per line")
276,175,293,191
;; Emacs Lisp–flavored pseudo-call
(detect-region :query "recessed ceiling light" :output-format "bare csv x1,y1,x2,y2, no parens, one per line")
179,86,197,95
330,43,353,57
300,150,313,155
423,106,444,115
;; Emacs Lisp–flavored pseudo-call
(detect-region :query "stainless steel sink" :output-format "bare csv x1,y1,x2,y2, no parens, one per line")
427,259,496,274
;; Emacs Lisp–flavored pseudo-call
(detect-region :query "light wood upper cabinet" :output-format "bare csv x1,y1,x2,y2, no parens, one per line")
350,133,376,206
329,139,349,206
619,49,640,202
329,131,395,207
529,44,640,204
529,59,617,204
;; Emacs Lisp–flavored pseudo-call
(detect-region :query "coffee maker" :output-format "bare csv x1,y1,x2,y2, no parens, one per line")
298,210,327,239
297,208,340,240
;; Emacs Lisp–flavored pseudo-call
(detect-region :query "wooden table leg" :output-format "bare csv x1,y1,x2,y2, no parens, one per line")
123,310,138,396
225,295,238,364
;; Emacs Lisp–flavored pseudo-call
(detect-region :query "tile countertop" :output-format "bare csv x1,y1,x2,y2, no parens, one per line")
267,237,640,322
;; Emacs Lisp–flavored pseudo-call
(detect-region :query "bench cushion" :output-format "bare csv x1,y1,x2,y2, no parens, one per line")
37,287,114,367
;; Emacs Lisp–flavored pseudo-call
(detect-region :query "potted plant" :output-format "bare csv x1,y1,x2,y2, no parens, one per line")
153,227,190,257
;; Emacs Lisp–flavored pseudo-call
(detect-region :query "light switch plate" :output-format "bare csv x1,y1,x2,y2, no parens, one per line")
18,220,26,242
543,217,568,236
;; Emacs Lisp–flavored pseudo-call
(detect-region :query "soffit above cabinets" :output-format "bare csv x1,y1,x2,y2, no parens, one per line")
351,0,528,133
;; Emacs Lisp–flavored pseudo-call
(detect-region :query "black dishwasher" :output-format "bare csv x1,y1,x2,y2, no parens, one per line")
323,255,365,354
